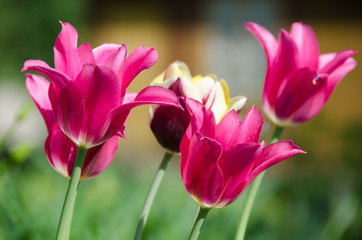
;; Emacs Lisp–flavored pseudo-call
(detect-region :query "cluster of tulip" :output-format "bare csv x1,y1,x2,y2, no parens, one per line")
22,21,356,239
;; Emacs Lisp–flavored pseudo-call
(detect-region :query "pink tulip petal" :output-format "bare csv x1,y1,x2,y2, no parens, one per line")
201,164,224,208
317,51,357,98
98,86,180,143
113,92,137,138
81,136,119,179
291,57,356,124
93,43,127,80
180,130,192,173
133,86,180,106
319,53,337,70
215,110,241,148
179,98,200,170
326,56,357,96
77,42,95,66
220,181,248,207
45,124,77,179
214,143,261,207
248,140,305,184
290,87,328,124
192,109,216,140
116,125,127,139
45,124,119,179
218,143,261,181
181,132,223,207
54,21,81,79
123,92,137,102
179,97,202,144
49,81,85,145
22,60,71,89
181,97,205,119
274,67,328,119
168,77,198,98
265,29,300,107
290,22,319,68
182,97,216,139
109,86,180,116
22,59,51,69
214,142,262,207
235,106,263,144
244,22,278,66
72,64,121,147
25,74,54,132
320,49,357,75
120,46,158,94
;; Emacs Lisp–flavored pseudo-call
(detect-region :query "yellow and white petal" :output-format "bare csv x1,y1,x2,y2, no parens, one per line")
219,79,230,106
194,76,219,103
164,60,192,80
227,96,248,113
154,76,179,88
150,71,166,85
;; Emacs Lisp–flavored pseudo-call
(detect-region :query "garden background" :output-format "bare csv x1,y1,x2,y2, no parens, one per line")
0,0,361,239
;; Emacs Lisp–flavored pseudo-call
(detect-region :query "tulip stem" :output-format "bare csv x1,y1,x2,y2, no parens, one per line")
56,147,87,240
269,125,284,144
134,151,174,240
235,125,284,240
188,206,210,240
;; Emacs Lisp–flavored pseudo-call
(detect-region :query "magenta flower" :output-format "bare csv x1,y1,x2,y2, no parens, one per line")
180,98,305,208
22,21,180,149
244,22,357,126
26,73,118,179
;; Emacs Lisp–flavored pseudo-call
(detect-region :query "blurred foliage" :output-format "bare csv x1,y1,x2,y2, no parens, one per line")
0,125,361,240
0,0,90,80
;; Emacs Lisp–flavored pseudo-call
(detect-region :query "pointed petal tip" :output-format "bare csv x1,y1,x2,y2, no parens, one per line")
291,21,306,28
21,59,40,72
228,95,248,113
248,105,262,115
24,73,36,80
295,146,307,154
58,21,73,32
348,49,358,56
59,21,71,27
243,22,252,28
21,62,28,72
279,28,289,37
243,21,258,30
284,140,307,154
338,49,358,58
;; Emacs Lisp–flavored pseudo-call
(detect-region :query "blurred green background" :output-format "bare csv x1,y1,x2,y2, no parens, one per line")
0,0,361,239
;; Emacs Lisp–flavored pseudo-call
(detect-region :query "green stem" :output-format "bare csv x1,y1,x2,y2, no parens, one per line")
188,206,210,240
56,147,87,240
235,125,284,240
134,152,173,240
269,125,284,144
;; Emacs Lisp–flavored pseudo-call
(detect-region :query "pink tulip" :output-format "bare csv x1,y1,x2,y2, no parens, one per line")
244,22,357,126
22,21,180,149
26,73,118,179
180,98,305,208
